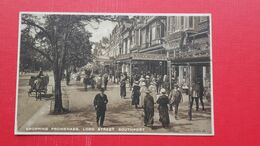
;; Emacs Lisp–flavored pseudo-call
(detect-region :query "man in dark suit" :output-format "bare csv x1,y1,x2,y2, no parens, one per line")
93,88,108,127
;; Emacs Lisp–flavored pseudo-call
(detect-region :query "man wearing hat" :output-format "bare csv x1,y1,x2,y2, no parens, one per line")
143,89,154,127
169,85,183,119
93,88,108,127
190,81,200,111
156,88,170,128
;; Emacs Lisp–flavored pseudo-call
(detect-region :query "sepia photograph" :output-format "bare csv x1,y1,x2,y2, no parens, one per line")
15,12,213,135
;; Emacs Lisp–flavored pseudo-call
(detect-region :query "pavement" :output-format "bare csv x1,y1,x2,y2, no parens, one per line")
16,74,213,135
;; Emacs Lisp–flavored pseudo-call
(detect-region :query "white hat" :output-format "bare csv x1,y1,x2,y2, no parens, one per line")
160,88,166,94
140,81,146,86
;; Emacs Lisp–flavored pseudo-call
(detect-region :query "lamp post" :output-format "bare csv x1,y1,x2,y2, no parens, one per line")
167,51,172,90
188,63,192,121
159,61,162,75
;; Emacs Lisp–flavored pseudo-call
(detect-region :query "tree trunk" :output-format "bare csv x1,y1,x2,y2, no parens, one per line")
52,28,68,114
53,68,64,113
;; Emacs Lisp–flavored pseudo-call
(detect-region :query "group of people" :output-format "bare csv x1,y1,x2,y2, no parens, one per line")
95,73,109,90
100,72,182,128
93,71,206,128
131,81,183,128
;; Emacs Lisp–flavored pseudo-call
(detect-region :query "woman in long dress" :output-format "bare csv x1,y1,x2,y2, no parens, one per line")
139,81,147,108
148,81,157,102
143,89,154,127
120,78,126,98
131,81,140,108
156,88,170,128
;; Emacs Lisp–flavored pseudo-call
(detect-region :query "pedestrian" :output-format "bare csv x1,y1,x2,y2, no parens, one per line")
93,88,108,127
139,81,147,108
139,75,145,83
156,88,170,128
198,81,205,111
131,81,140,109
96,74,102,89
129,75,134,91
145,75,151,88
148,81,157,102
155,75,160,94
120,78,126,98
143,89,154,127
190,81,200,111
169,85,183,119
109,70,113,82
115,70,120,84
37,68,44,78
66,70,71,85
103,73,109,90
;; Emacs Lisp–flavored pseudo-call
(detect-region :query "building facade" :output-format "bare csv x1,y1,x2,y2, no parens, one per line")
107,15,211,90
165,16,211,89
114,16,168,76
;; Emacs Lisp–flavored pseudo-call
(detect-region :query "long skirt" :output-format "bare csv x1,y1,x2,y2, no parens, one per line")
120,86,126,97
158,106,170,127
139,93,145,107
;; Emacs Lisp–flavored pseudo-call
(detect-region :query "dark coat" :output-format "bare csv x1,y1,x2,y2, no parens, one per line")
120,79,126,97
156,94,170,127
94,93,108,111
169,89,182,105
144,94,154,111
132,85,140,105
144,94,154,126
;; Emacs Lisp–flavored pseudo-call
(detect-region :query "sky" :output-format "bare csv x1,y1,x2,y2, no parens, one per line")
85,20,117,43
21,14,117,43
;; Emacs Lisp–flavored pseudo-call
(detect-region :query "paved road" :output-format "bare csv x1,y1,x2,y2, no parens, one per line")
17,74,212,134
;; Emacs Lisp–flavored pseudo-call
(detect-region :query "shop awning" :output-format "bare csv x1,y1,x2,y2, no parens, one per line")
116,53,167,62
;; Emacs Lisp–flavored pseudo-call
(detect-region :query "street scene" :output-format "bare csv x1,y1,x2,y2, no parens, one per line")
16,13,213,135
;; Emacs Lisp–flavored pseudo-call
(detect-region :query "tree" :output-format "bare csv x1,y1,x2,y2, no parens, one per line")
21,14,118,113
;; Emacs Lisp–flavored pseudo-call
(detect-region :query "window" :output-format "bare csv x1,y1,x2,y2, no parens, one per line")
156,25,161,38
189,16,194,28
180,16,184,29
141,30,146,45
171,17,176,32
135,29,140,46
167,17,171,32
151,26,156,40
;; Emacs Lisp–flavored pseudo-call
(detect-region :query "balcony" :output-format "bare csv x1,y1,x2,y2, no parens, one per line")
169,47,210,62
151,39,162,46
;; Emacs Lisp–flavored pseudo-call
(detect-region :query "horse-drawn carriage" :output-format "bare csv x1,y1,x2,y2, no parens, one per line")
28,75,49,100
83,69,96,91
83,75,96,90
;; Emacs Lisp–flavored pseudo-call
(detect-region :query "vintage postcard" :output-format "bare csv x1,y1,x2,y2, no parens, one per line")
15,12,213,135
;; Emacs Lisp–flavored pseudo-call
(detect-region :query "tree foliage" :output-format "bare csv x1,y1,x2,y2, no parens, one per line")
20,13,118,113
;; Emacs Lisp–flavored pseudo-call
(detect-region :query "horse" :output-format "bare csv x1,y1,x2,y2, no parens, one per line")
28,75,49,100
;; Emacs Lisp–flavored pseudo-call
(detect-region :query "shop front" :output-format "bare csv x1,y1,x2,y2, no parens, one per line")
115,53,167,76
